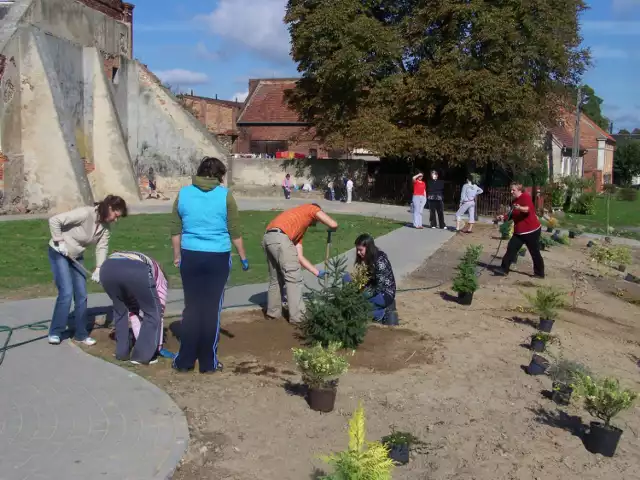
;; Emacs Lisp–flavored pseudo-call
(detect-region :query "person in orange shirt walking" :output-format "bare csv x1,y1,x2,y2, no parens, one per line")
262,203,338,324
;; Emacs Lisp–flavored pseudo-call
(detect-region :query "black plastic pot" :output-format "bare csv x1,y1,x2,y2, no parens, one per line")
626,273,640,284
546,227,553,233
531,339,545,352
552,381,573,406
569,231,576,239
458,291,473,305
585,422,623,457
538,318,554,333
617,264,626,273
388,444,410,465
383,303,400,326
527,354,550,375
308,386,337,413
587,241,595,248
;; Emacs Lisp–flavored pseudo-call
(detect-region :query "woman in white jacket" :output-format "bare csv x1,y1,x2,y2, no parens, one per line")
47,195,128,346
456,176,483,233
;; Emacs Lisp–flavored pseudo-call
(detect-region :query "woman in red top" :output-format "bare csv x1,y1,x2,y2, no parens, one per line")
496,183,545,278
411,172,427,228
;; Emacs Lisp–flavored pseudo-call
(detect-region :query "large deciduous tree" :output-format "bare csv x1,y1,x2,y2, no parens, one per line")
613,140,640,186
573,84,610,131
285,0,590,167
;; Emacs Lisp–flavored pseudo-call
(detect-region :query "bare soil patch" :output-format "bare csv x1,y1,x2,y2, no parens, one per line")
85,224,640,480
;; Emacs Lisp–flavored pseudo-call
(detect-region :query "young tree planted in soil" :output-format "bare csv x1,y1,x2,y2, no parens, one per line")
321,402,394,480
284,0,589,166
302,256,373,349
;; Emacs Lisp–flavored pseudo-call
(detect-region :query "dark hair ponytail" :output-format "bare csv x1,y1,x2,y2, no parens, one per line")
95,195,128,223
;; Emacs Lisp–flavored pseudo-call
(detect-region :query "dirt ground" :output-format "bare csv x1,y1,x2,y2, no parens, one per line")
87,224,640,480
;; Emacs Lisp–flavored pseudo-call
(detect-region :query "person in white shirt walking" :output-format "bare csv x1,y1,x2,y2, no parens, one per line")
346,178,354,203
47,195,128,346
455,175,483,233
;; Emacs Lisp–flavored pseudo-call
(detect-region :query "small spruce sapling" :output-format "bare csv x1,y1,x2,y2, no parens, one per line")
452,245,483,295
524,286,566,321
302,256,372,349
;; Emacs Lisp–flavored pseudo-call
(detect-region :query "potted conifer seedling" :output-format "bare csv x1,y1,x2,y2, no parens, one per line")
381,430,422,465
524,286,566,333
574,375,638,457
452,245,483,305
292,342,349,413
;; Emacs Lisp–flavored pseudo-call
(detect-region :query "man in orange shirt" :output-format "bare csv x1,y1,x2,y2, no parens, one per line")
262,203,338,324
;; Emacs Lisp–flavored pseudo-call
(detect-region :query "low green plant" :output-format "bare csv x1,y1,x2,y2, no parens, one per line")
569,225,585,236
573,375,638,428
611,245,632,267
616,187,638,202
321,402,394,480
531,332,557,344
499,220,514,240
381,429,423,448
546,183,565,209
590,244,632,268
292,342,349,389
547,359,590,386
539,235,555,250
553,233,571,245
452,245,483,295
302,256,373,349
524,286,566,321
570,192,596,215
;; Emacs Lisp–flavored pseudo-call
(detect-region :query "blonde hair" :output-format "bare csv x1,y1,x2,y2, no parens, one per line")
510,182,523,192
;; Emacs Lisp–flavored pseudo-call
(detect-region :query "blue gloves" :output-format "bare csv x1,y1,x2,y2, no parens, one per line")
241,259,250,271
317,270,327,278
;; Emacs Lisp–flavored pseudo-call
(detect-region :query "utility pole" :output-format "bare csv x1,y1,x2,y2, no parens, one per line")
571,86,582,177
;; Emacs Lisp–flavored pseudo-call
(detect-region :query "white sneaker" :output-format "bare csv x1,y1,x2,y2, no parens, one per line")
77,337,97,346
48,335,61,345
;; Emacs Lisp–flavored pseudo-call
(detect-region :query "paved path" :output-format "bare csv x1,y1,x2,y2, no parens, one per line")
0,199,454,480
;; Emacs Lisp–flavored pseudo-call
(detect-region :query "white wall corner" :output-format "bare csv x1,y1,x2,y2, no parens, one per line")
597,139,606,171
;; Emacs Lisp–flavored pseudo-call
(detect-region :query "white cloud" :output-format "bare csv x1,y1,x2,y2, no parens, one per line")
196,0,291,62
155,69,210,86
195,42,220,61
231,91,249,102
612,0,640,13
582,21,640,35
590,46,629,60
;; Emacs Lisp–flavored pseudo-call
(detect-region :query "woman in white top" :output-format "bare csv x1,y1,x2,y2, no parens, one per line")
47,195,128,346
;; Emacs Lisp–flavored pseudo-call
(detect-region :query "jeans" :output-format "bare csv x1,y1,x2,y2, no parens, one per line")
173,249,231,373
48,247,89,340
501,227,545,277
100,258,163,363
412,195,426,227
283,187,291,199
429,199,445,228
343,274,393,322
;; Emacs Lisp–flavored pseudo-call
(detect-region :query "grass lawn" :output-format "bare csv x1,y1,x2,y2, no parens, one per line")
0,211,401,300
557,194,640,239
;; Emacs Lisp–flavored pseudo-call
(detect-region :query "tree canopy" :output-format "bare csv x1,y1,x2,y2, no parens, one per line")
285,0,590,167
613,139,640,186
573,84,610,132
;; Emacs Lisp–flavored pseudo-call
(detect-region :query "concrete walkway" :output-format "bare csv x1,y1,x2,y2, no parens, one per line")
0,200,454,480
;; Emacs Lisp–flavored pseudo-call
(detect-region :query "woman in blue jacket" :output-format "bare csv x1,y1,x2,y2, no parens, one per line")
170,157,249,374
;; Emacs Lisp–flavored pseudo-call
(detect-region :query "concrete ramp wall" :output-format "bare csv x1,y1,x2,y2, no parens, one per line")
122,62,230,179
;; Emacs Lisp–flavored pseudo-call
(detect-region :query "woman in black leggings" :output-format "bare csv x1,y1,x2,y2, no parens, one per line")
427,170,446,229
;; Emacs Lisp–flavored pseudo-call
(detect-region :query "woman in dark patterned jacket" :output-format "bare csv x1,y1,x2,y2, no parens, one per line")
354,233,397,322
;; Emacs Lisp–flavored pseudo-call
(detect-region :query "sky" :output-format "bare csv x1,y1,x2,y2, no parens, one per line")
133,0,640,132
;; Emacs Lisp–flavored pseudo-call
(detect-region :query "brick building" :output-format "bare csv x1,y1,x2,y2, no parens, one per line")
235,78,327,158
179,95,243,151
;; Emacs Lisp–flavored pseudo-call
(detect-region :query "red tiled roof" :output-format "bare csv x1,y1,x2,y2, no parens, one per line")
559,108,616,147
237,79,305,124
550,125,586,150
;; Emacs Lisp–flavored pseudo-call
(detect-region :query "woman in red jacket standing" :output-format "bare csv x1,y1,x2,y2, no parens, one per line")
496,183,545,278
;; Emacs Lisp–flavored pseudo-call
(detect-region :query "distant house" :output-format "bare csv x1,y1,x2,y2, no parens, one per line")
559,110,616,191
179,95,243,152
547,121,586,181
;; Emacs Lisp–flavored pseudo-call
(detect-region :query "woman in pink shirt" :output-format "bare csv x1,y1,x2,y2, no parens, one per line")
99,251,168,365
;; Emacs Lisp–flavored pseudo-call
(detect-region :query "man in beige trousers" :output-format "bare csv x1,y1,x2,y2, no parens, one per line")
262,203,338,324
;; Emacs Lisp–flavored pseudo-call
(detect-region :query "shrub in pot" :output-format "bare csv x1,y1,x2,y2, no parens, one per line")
539,235,555,251
527,353,550,375
381,430,422,465
292,342,349,413
573,375,638,457
546,216,559,233
547,359,590,406
321,402,394,479
452,245,483,305
530,332,556,353
524,286,566,333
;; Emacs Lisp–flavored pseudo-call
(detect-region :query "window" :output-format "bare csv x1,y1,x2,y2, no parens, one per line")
250,140,287,156
604,174,612,185
112,67,119,84
308,148,318,158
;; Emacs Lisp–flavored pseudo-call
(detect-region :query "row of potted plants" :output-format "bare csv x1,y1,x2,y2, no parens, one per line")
520,285,638,457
